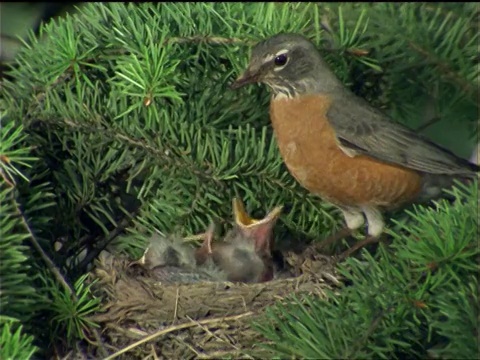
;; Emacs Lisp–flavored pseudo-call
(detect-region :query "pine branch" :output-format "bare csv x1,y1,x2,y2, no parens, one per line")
3,3,478,356
76,208,140,273
1,171,74,297
408,40,476,97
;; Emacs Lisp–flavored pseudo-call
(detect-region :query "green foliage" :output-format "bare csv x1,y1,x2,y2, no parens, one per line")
0,120,37,318
0,317,37,360
1,1,477,356
393,181,478,273
46,274,100,347
428,276,478,359
254,181,479,359
0,122,36,183
4,2,347,272
5,2,476,267
0,184,37,320
0,120,42,358
323,3,478,156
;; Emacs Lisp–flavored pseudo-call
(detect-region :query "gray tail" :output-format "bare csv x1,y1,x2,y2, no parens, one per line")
418,173,477,203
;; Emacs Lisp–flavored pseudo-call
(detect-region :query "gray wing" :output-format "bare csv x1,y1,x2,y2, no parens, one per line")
327,94,479,176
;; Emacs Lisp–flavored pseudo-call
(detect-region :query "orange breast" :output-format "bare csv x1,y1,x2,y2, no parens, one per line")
269,94,422,209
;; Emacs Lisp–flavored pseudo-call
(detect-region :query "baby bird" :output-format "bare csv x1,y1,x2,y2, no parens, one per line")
140,231,197,270
138,229,226,284
195,198,283,283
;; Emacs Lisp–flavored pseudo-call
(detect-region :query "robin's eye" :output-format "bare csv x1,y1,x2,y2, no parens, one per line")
274,53,288,67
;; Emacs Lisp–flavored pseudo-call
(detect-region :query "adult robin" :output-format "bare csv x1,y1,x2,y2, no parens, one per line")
195,198,283,282
231,33,479,258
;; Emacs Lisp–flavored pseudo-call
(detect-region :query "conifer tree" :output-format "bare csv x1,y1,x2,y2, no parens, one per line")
1,2,477,358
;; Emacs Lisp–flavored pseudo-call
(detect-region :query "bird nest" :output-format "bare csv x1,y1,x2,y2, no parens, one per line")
86,249,341,359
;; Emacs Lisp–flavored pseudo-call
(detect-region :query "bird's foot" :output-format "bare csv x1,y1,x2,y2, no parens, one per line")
336,234,385,261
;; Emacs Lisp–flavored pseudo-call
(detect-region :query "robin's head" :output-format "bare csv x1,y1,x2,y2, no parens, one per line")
231,33,341,98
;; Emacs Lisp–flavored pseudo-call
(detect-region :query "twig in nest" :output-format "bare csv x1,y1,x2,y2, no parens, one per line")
84,326,109,358
186,314,241,353
200,349,254,359
172,337,203,358
147,344,159,360
103,312,254,360
172,287,180,324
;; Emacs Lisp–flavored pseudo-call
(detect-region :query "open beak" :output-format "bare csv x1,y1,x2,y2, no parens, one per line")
233,198,283,227
232,197,283,254
230,68,259,90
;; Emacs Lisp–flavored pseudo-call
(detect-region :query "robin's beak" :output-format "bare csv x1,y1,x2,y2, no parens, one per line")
230,68,260,90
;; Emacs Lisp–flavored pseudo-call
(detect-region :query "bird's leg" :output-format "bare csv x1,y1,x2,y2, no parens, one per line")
314,208,364,252
315,227,354,251
293,209,364,274
301,226,352,261
336,234,383,260
337,206,385,260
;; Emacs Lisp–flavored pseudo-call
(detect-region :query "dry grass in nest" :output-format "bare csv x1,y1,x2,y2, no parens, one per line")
84,251,341,359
